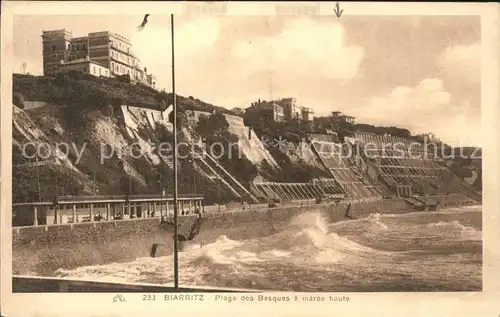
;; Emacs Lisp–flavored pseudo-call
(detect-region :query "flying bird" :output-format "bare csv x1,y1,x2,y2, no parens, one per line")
137,14,150,31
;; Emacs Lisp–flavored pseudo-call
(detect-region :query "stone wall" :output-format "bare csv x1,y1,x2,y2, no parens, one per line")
12,198,442,276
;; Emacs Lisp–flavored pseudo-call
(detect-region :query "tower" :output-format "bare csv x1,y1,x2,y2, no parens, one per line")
20,62,27,74
41,29,73,77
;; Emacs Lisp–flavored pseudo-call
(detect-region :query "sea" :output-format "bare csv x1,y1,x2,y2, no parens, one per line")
55,205,482,292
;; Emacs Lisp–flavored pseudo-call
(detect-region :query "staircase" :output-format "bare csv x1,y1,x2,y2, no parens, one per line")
191,143,259,203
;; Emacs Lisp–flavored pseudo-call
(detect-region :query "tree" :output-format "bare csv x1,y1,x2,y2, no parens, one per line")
168,108,186,128
13,92,26,109
195,112,229,137
159,100,167,111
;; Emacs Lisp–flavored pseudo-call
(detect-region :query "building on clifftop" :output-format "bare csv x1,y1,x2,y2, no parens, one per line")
246,97,313,122
41,29,156,88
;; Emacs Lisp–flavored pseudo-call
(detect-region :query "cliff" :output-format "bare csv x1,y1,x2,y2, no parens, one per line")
12,73,482,204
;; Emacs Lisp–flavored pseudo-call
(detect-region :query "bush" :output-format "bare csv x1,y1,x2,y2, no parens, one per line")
196,112,229,137
54,72,69,85
13,92,26,109
116,74,131,84
102,104,114,117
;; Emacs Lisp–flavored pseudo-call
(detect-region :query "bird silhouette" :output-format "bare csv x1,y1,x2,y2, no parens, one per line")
137,14,150,31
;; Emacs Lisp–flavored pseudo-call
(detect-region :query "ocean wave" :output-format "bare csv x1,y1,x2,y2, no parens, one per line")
426,220,482,241
366,213,389,230
273,212,380,264
53,208,482,290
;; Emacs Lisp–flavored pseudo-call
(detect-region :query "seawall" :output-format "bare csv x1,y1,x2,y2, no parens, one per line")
12,197,473,276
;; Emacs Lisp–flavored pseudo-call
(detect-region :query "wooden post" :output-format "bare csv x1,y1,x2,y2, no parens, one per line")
153,202,157,216
128,202,132,219
106,204,111,221
72,204,77,223
33,206,38,226
90,204,94,222
166,201,169,217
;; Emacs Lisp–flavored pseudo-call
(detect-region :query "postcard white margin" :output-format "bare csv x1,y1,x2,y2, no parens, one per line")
1,1,499,317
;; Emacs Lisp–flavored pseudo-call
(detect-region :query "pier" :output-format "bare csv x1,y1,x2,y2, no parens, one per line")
12,194,204,227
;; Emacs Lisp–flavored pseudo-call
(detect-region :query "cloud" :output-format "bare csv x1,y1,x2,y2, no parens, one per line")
130,17,221,89
231,18,364,82
437,42,480,85
362,78,451,121
357,78,480,146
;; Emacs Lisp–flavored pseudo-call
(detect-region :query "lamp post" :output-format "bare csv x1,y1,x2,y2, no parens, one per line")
217,175,221,213
35,156,42,203
158,171,162,193
188,158,197,194
92,171,96,195
170,14,180,291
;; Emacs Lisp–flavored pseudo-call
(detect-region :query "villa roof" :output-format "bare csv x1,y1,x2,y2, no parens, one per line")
62,58,107,68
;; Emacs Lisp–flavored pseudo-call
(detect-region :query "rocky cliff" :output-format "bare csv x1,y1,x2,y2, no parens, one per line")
12,73,482,204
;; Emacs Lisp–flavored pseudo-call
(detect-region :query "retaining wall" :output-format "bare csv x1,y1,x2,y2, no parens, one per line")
12,197,473,276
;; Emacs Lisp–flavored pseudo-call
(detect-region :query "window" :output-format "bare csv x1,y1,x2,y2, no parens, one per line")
52,44,56,51
76,44,80,50
93,66,96,74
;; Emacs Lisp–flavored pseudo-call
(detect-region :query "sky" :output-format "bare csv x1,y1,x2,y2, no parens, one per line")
13,15,481,146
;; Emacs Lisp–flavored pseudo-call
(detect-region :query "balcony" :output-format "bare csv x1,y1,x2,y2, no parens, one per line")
110,43,137,59
302,107,314,114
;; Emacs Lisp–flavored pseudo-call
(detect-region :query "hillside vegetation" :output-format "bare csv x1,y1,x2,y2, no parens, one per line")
12,73,482,202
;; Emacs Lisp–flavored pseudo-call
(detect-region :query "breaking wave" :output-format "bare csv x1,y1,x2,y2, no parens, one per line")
426,220,482,241
54,206,482,291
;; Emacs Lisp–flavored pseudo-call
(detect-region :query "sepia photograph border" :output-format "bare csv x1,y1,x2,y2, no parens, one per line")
1,1,499,316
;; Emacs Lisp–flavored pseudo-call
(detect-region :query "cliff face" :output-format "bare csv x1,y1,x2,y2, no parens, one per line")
12,101,243,203
12,73,482,204
11,98,325,204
